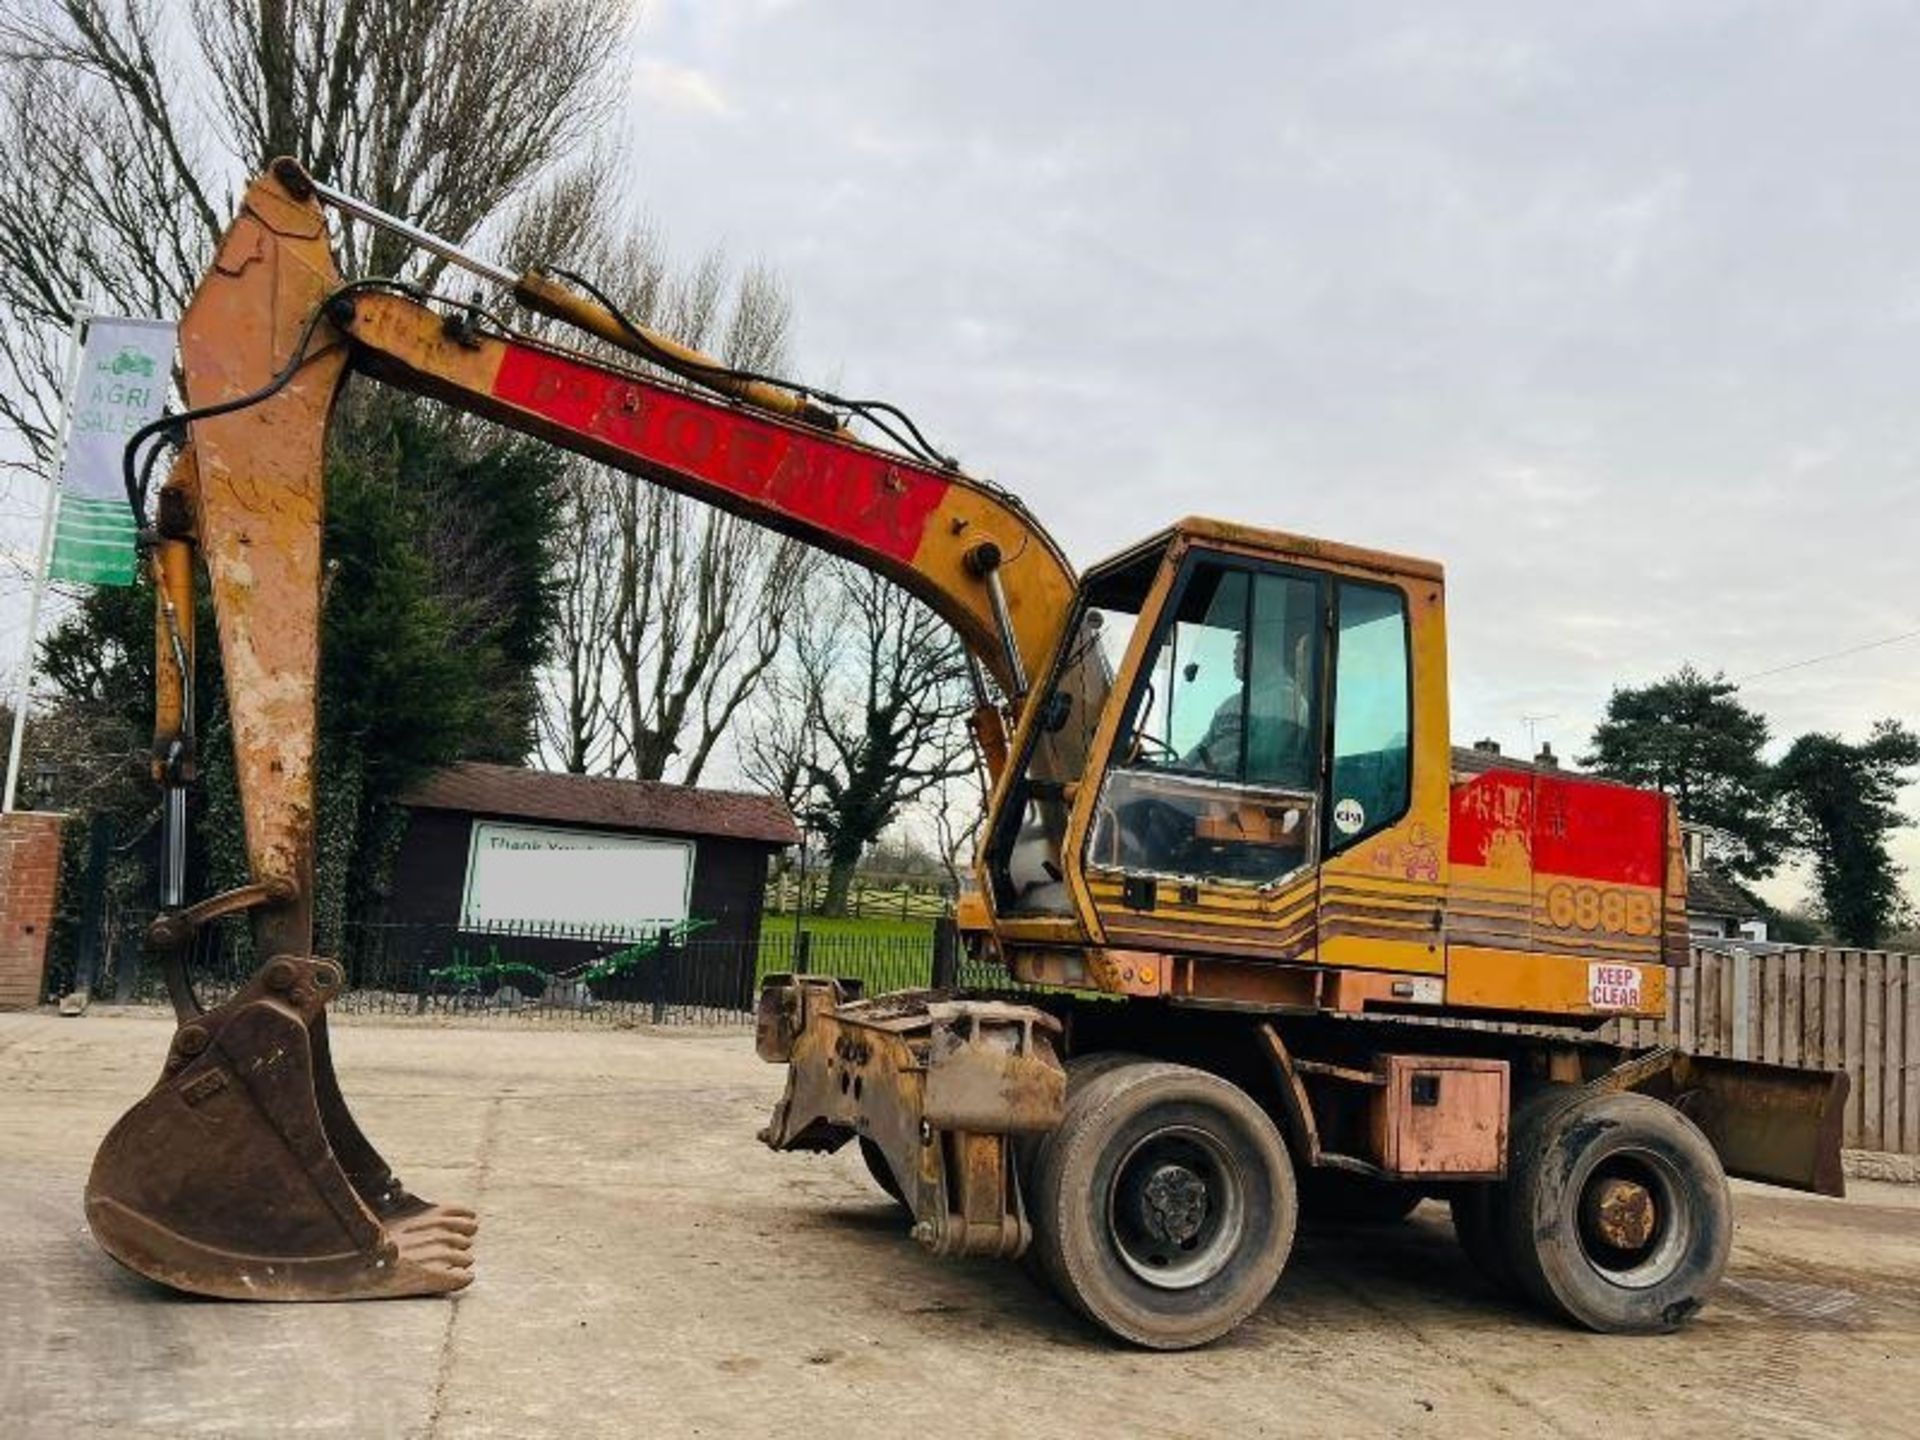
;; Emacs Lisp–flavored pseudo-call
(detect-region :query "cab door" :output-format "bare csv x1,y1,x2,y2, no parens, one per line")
1077,550,1327,958
1313,577,1445,978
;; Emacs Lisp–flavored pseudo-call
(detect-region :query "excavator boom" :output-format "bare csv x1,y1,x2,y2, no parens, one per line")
90,160,1072,1302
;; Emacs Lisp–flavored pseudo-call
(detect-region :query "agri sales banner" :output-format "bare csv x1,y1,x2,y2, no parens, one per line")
48,316,174,586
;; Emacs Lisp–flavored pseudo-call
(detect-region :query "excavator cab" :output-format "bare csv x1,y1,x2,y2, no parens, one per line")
983,519,1446,989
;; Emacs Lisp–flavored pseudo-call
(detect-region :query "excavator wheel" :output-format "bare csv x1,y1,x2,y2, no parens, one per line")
85,954,476,1301
1502,1090,1732,1333
1015,1050,1150,1198
1015,1052,1147,1285
1025,1059,1296,1350
1449,1083,1582,1299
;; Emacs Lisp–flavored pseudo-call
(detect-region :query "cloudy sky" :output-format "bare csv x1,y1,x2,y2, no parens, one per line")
610,1,1920,905
2,2,1914,908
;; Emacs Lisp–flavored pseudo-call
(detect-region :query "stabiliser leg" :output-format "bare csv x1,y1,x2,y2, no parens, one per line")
85,951,476,1300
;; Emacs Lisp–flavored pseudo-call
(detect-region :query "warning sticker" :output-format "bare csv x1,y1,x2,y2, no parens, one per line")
1588,963,1643,1011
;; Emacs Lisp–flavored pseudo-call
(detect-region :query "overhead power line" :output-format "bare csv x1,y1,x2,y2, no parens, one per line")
1735,626,1920,683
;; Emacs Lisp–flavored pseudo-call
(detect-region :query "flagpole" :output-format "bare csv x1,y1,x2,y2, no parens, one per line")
4,308,91,814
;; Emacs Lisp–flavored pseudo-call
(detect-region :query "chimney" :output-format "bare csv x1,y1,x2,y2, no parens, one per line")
1681,827,1708,870
1534,742,1558,769
1472,738,1501,755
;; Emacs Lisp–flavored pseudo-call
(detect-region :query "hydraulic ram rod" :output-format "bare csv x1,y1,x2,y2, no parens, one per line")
274,159,833,426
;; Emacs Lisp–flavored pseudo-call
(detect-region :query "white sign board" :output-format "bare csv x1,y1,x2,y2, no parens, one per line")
460,821,694,935
1588,963,1643,1012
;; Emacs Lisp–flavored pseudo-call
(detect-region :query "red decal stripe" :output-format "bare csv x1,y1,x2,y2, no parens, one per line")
1450,770,1665,888
1448,772,1532,868
1534,773,1665,888
492,345,948,564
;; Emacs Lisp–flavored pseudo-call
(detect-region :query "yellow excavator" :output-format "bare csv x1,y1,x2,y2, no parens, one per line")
89,160,1846,1347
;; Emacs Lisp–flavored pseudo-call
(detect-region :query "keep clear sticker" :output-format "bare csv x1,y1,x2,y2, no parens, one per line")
1588,963,1643,1010
1332,797,1365,835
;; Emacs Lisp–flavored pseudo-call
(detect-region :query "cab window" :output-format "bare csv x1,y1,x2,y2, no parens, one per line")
1088,558,1323,887
1327,581,1410,849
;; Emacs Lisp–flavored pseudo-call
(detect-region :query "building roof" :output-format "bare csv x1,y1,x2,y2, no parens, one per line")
402,762,801,847
1449,744,1643,789
1451,744,1533,778
1687,866,1769,922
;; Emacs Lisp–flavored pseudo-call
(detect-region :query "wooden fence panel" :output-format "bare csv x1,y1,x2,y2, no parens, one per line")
1782,950,1801,1068
1761,952,1781,1064
1845,953,1858,1145
1826,950,1846,1076
1729,953,1743,1055
1896,963,1912,1159
1802,953,1823,1090
1662,945,1915,1155
1865,952,1885,1150
1885,955,1904,1157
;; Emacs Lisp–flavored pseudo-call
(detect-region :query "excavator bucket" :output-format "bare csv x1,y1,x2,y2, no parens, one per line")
85,953,476,1300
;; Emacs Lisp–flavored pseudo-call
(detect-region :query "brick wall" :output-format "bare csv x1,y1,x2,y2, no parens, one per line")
0,811,65,1009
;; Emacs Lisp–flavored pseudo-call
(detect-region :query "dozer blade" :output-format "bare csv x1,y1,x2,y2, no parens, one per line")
85,954,477,1300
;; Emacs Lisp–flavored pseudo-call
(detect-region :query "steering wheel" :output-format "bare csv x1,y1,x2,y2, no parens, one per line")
1126,729,1180,766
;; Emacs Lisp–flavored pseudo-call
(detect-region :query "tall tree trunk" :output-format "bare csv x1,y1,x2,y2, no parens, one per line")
822,853,859,918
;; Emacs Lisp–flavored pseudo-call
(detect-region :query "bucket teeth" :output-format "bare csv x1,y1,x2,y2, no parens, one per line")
85,954,477,1301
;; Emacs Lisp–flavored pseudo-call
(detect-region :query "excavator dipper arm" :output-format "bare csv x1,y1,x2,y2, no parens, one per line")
89,160,1074,1301
159,162,1074,942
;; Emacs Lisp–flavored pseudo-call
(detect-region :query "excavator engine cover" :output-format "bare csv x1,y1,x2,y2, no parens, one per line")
85,954,476,1300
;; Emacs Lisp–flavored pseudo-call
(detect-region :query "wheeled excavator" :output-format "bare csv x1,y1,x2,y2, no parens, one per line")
88,160,1848,1347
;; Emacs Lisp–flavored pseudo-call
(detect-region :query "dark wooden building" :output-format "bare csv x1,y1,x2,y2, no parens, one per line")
390,762,799,947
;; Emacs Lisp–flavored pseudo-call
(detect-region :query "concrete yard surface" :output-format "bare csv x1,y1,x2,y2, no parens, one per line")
3,1011,1917,1440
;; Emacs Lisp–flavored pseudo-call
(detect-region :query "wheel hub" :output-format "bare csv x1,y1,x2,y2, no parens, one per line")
1139,1163,1209,1245
1107,1124,1249,1290
1583,1176,1657,1252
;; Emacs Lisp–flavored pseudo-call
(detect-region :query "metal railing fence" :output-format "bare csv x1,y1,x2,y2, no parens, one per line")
47,915,1024,1026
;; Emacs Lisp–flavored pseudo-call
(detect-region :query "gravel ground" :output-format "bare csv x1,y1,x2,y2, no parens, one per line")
3,1010,1916,1440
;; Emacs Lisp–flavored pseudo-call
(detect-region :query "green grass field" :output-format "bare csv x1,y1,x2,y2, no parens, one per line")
762,914,936,942
754,913,936,988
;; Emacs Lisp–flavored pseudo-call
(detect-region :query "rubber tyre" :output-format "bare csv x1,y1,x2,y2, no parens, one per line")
1028,1061,1297,1350
858,1136,909,1212
1449,1186,1517,1293
1450,1084,1585,1297
1017,1052,1148,1201
1299,1170,1423,1225
1018,1052,1149,1281
1504,1091,1732,1334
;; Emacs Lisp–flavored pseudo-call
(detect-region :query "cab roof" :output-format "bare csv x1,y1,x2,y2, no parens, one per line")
1088,517,1446,585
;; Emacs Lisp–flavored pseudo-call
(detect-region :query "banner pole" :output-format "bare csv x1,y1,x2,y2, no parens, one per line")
4,308,91,814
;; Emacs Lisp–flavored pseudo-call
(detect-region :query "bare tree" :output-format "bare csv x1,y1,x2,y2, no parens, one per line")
606,487,806,784
0,0,632,931
926,764,987,895
537,465,621,773
605,263,805,785
746,561,977,915
0,0,628,460
740,585,834,813
507,173,809,784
